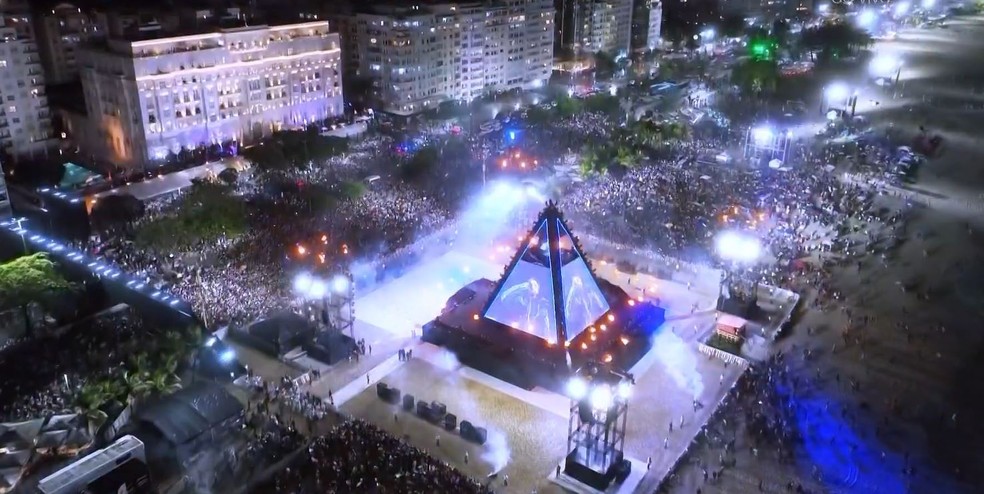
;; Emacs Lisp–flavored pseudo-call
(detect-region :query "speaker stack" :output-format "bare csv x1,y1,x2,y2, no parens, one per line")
443,413,457,431
459,420,488,445
375,383,401,404
402,394,415,411
416,401,432,421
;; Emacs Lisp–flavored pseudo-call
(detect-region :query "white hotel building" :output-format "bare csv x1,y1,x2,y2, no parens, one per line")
75,21,343,167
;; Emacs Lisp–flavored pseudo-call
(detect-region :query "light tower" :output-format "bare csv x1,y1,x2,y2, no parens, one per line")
563,362,633,490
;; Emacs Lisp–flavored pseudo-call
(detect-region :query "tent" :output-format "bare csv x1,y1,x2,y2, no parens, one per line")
58,162,103,190
228,311,316,357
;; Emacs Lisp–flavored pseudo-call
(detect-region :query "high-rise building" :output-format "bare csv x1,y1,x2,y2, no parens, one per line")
336,0,553,115
556,0,633,58
0,158,11,218
34,3,106,85
0,11,55,161
630,0,661,53
75,20,344,168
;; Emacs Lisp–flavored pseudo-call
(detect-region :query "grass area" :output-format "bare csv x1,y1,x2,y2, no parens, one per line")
706,332,743,356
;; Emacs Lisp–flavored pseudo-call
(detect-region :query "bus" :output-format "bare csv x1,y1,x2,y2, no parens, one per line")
39,435,153,494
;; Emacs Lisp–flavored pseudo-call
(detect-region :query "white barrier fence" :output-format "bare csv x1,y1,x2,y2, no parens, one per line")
697,343,749,368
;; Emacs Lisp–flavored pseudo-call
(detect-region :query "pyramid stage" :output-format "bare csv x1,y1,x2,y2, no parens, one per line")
422,202,666,392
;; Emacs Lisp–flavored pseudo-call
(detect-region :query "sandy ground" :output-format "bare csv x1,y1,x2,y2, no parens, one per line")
664,16,984,494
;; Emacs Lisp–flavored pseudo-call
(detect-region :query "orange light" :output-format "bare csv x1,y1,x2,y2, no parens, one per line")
321,234,328,243
620,336,630,345
501,160,507,168
297,245,307,255
628,300,636,306
342,244,349,255
600,324,607,331
317,253,326,264
580,342,588,350
564,341,571,348
472,314,479,321
590,334,597,341
607,314,615,322
514,152,520,158
603,353,613,363
520,162,527,168
547,339,556,346
589,326,596,333
722,214,729,222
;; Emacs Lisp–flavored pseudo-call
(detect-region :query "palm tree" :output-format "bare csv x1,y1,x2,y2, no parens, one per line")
122,369,153,402
75,381,115,435
147,369,182,396
615,145,642,169
579,148,602,177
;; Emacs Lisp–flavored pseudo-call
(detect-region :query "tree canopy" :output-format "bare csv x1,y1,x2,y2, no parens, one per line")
399,145,441,183
0,253,73,311
242,130,349,173
801,22,873,62
731,59,780,97
135,182,246,250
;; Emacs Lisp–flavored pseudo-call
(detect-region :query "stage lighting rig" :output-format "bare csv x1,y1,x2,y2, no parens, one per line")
563,362,633,490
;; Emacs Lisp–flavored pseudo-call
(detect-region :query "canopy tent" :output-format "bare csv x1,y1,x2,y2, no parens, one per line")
58,162,103,190
228,311,316,357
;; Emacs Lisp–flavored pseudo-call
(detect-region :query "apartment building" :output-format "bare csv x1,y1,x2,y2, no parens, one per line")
0,12,55,161
338,0,553,115
630,0,661,53
74,20,343,167
34,3,105,84
557,0,633,58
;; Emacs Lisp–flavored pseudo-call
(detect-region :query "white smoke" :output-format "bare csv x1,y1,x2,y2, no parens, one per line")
650,329,705,399
432,348,512,475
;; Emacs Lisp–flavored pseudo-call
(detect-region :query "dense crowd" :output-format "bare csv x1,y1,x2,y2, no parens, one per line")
256,419,491,494
0,309,145,422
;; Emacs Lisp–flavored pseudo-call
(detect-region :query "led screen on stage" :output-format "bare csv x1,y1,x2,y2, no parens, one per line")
484,223,558,341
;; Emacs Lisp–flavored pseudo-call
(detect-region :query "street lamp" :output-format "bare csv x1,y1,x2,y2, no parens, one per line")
893,2,911,17
869,55,903,86
823,82,858,117
856,10,878,30
12,217,27,253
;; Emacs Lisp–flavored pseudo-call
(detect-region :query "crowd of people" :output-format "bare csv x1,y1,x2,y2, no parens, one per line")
255,419,491,494
0,309,146,422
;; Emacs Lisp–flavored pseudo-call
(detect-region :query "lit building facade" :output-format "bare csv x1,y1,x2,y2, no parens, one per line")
77,21,343,167
34,3,105,85
0,12,55,161
341,0,553,115
630,0,661,53
556,0,633,58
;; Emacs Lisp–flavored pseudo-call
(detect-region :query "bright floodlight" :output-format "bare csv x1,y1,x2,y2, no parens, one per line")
567,377,588,400
308,279,328,299
332,274,350,293
894,1,911,16
869,55,901,77
752,126,773,144
818,3,829,13
700,28,715,39
590,385,614,411
922,0,935,7
293,272,313,293
715,231,763,264
857,9,877,27
609,85,617,96
825,82,849,102
617,382,632,399
219,349,236,363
